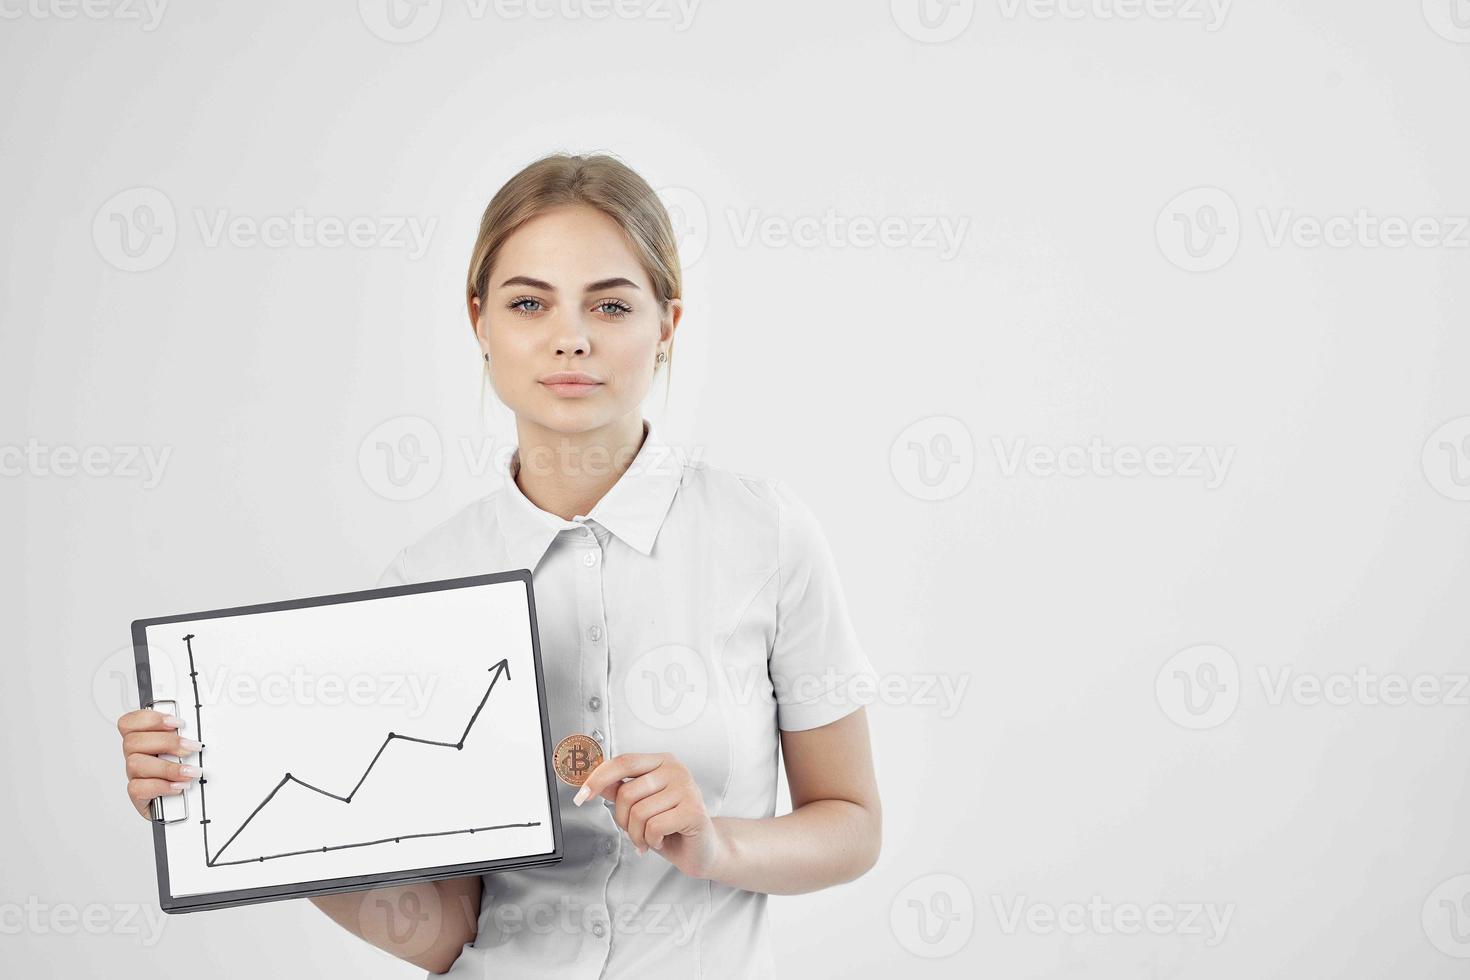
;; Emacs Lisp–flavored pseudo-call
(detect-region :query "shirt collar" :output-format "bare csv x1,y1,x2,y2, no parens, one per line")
494,418,685,573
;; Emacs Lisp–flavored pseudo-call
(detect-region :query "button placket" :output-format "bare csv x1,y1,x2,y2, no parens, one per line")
577,535,611,795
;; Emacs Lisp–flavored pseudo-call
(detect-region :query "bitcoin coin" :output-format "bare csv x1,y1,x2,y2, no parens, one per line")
552,733,603,787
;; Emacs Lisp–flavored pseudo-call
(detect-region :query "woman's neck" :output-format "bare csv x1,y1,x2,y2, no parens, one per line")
511,413,647,522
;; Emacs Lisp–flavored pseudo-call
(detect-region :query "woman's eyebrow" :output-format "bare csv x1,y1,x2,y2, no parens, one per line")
498,275,641,292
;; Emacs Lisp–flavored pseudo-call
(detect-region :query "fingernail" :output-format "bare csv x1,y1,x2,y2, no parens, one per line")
179,738,202,753
163,715,184,729
573,785,590,806
636,845,645,856
178,765,201,778
169,782,188,793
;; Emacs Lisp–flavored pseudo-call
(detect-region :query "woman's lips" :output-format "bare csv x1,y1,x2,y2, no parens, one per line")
540,380,603,397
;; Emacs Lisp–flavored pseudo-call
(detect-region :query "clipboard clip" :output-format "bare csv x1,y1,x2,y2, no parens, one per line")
144,698,189,824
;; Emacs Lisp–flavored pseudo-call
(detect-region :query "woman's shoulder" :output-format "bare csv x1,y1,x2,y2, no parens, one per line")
677,454,820,535
679,452,784,510
413,490,503,547
374,491,504,587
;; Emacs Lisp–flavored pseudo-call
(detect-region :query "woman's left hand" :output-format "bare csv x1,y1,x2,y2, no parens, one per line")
574,751,728,880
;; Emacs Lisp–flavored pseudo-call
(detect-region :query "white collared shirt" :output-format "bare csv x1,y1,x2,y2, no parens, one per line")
375,417,878,979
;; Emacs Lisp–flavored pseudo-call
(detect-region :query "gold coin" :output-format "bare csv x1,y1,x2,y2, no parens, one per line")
552,733,604,787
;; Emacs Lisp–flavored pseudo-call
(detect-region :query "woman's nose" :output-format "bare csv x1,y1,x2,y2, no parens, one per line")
551,312,590,355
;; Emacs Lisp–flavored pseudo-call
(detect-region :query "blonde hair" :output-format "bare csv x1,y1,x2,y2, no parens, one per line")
466,153,683,409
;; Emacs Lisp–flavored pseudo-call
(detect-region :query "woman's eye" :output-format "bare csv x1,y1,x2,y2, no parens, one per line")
596,300,632,319
507,297,543,315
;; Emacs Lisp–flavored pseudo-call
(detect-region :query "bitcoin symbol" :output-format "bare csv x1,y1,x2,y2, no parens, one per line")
553,734,604,787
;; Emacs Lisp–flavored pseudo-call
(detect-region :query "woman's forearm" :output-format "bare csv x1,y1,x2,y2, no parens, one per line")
308,874,482,974
706,799,881,896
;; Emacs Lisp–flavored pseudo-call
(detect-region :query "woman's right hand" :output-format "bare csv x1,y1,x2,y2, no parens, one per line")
117,708,203,820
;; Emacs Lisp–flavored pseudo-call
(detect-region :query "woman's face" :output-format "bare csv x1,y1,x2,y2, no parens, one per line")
473,203,679,436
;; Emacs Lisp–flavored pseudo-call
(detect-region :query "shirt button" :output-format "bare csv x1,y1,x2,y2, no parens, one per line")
592,922,606,938
583,551,599,567
587,625,603,642
603,838,615,855
588,695,601,711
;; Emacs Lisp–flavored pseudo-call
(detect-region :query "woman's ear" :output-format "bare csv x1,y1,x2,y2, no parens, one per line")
471,294,491,351
662,297,683,347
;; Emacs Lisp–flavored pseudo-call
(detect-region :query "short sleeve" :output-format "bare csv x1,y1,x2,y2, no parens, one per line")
768,479,879,731
375,547,411,589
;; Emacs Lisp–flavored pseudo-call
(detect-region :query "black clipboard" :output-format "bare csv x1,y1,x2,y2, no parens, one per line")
132,569,564,913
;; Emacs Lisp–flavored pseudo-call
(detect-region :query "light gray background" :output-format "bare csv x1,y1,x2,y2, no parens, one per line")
3,1,1469,977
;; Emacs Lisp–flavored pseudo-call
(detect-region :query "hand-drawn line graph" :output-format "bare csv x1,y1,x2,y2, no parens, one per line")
181,633,542,867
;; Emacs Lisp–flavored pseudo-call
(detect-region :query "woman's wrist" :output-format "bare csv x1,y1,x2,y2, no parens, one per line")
701,817,742,885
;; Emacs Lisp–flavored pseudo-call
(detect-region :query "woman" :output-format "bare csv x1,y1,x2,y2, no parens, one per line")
116,153,883,977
